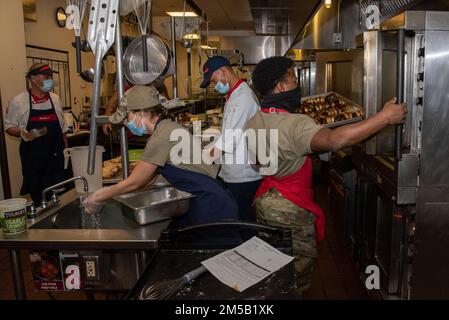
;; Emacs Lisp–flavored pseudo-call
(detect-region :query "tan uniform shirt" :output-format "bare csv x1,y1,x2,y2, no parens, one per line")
245,111,323,178
140,119,219,178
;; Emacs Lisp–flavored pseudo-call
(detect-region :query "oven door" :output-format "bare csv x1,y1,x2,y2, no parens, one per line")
374,187,406,295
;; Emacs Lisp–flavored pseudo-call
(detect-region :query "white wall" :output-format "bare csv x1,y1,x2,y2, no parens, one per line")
24,0,95,117
0,0,28,198
0,1,213,197
0,0,97,197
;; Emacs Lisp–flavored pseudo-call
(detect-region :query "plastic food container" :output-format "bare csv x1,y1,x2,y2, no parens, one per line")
0,198,28,235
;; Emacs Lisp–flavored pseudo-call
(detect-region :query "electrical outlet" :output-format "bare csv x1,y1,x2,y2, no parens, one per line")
86,261,95,278
333,33,342,44
84,257,99,280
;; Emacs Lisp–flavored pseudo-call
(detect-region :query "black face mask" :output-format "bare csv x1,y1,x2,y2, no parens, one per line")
261,86,301,113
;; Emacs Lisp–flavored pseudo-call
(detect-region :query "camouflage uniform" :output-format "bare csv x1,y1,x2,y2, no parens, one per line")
255,188,317,296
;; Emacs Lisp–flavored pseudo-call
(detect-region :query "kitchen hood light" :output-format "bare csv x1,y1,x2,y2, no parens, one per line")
167,11,198,17
325,0,332,9
182,33,199,40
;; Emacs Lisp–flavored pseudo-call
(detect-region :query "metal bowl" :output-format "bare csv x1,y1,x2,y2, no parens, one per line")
80,64,104,83
123,35,172,85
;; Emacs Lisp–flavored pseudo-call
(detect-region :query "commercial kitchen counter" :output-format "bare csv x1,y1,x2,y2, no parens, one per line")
0,188,171,300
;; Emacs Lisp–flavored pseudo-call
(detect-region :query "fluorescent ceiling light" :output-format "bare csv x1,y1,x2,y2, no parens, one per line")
201,45,217,50
182,33,199,40
166,12,198,17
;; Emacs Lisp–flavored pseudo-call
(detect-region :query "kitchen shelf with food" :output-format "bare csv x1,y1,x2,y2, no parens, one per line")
300,92,364,128
102,150,172,186
102,155,139,184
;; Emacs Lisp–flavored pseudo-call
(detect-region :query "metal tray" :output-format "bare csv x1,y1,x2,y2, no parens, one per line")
301,92,364,129
114,187,195,225
323,116,363,128
103,175,171,187
104,178,171,186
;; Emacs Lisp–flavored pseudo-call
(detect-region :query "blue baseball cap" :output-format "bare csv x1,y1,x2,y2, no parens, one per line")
200,56,230,88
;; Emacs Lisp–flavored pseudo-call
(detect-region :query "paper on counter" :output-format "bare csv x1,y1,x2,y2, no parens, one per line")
201,236,294,292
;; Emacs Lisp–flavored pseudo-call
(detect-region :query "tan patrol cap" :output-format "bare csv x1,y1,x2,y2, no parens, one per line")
110,85,162,124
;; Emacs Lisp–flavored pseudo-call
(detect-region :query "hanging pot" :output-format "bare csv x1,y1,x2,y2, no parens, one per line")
123,35,172,85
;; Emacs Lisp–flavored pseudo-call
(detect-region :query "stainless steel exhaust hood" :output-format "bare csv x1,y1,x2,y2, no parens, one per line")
290,0,429,52
249,0,321,37
219,35,291,65
212,0,322,64
292,0,364,51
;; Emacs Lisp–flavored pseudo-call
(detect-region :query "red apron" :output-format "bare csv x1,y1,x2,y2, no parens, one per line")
254,108,325,242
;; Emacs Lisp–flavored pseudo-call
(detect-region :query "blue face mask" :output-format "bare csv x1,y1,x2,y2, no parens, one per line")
214,73,230,94
126,115,147,136
41,79,54,92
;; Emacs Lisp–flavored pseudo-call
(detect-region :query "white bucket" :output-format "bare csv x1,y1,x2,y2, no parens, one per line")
64,146,104,193
0,198,27,236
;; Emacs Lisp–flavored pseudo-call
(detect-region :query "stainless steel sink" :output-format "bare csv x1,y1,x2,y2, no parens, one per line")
29,179,191,229
29,198,137,230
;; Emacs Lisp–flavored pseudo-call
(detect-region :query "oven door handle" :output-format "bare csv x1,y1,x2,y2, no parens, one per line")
395,29,406,160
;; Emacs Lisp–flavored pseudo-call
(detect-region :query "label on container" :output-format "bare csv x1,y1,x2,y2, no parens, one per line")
0,207,27,235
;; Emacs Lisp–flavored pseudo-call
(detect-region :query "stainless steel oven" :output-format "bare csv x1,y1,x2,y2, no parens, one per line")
296,61,316,97
360,11,449,299
329,150,357,246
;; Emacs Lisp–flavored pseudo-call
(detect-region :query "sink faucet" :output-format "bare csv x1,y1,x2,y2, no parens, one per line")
41,176,89,208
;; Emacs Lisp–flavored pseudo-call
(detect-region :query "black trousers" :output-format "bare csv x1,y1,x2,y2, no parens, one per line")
225,179,262,222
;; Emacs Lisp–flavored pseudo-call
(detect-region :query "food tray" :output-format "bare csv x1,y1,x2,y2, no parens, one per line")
102,156,138,180
114,187,195,225
322,116,363,128
300,92,364,128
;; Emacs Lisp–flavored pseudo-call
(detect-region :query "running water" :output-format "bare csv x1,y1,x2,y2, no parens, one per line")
79,196,102,229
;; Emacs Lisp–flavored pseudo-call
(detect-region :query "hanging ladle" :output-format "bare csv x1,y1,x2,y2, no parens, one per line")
132,0,152,72
66,0,88,73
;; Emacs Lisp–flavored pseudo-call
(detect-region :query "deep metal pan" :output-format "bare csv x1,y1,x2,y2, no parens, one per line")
114,187,195,225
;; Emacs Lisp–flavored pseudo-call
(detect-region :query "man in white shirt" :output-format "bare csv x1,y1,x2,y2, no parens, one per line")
4,63,67,204
200,56,262,221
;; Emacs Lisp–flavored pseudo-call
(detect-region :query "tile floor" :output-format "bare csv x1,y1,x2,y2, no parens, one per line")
303,180,369,300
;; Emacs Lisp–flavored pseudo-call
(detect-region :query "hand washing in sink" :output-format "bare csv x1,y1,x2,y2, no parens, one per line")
30,186,194,229
30,197,136,230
